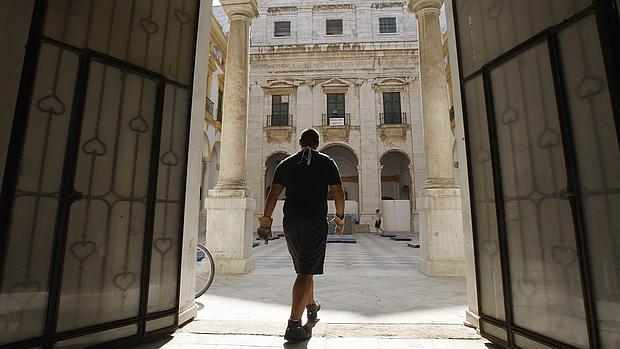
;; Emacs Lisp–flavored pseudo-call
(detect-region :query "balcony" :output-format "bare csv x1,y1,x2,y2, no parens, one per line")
265,114,294,143
380,112,407,125
206,97,215,116
378,113,410,142
266,114,293,127
321,113,351,126
320,113,352,142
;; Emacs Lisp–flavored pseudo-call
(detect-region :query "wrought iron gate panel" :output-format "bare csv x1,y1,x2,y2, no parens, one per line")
0,0,199,348
0,44,79,346
454,0,620,348
557,14,620,349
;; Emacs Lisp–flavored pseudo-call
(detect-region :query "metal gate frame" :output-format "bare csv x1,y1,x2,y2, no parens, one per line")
0,0,200,348
452,0,620,348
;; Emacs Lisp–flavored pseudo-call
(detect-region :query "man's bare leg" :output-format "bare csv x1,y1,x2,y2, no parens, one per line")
290,274,312,320
306,277,314,306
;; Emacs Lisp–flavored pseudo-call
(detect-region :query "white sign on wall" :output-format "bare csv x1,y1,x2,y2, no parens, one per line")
329,117,345,126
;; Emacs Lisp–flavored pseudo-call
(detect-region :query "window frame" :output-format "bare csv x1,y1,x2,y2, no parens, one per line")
273,21,291,37
327,93,346,118
271,95,290,126
326,19,344,36
382,92,402,124
379,17,397,34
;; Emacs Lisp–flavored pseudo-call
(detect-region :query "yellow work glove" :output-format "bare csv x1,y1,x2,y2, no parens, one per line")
332,215,345,236
257,216,273,244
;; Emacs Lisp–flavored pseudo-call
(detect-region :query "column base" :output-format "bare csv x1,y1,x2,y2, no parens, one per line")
465,309,480,329
214,257,255,274
206,193,256,274
419,259,465,277
417,186,465,276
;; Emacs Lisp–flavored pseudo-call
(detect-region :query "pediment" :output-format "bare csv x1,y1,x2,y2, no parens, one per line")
375,77,408,87
320,78,351,89
266,79,296,89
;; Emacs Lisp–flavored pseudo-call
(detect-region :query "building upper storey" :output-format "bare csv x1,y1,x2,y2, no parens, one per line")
250,0,419,46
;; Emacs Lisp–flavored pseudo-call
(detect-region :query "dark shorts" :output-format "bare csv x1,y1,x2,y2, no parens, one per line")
375,220,382,228
283,215,328,275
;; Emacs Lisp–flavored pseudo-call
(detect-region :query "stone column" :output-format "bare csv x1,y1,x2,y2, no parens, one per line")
206,0,258,274
409,0,464,276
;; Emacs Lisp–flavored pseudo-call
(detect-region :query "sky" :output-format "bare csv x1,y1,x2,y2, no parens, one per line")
213,0,221,5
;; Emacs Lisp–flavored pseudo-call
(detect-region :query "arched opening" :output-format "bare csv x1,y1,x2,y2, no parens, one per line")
380,151,413,232
264,152,288,200
321,144,359,219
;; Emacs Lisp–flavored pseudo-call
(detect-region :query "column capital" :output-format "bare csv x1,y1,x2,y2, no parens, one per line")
408,0,443,14
220,0,259,19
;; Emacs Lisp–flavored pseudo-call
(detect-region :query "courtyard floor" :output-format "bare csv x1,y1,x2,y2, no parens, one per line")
132,233,494,349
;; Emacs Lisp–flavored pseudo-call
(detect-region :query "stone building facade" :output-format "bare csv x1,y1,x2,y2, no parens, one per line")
246,0,425,231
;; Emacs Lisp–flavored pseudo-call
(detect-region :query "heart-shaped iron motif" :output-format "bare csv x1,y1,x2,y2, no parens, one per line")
577,75,603,99
140,18,159,35
113,272,136,291
37,94,66,115
175,9,191,25
551,245,576,268
70,240,97,262
129,115,149,133
476,148,491,163
517,278,537,298
161,150,179,166
154,237,174,255
482,239,499,257
501,107,519,125
537,128,561,149
486,0,503,19
82,136,107,156
9,280,42,303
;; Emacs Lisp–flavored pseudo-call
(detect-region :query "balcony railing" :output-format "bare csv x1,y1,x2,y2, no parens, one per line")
380,112,407,125
322,113,351,126
206,97,215,115
266,114,293,127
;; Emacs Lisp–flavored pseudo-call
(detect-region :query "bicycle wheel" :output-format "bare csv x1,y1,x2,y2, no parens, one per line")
195,242,215,298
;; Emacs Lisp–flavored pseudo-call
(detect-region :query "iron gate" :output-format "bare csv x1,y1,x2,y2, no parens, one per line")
0,0,199,348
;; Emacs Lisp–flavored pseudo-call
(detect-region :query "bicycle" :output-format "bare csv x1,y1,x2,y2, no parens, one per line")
195,242,215,298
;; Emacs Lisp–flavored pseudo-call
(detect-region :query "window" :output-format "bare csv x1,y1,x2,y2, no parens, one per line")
383,92,402,124
379,17,397,34
274,21,291,37
326,19,343,35
217,89,223,122
271,95,289,126
327,93,345,123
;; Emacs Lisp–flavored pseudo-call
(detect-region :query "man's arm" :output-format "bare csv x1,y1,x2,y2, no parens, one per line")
263,184,284,217
330,184,345,218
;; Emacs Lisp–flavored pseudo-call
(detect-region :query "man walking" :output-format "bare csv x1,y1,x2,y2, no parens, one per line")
256,128,345,342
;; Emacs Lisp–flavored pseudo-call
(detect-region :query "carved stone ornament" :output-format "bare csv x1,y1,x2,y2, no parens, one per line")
319,125,351,143
355,78,366,86
307,79,316,86
266,127,295,144
379,124,410,142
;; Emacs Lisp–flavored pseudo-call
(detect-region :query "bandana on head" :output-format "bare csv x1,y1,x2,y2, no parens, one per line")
298,146,313,166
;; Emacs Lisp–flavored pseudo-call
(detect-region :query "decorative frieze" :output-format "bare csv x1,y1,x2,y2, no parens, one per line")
379,124,410,143
312,4,356,11
266,6,299,14
371,2,406,9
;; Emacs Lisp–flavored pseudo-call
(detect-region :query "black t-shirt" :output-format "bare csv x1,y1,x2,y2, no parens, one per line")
272,149,342,217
